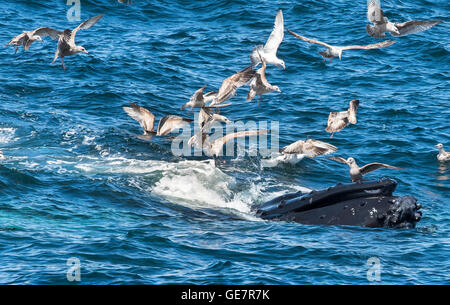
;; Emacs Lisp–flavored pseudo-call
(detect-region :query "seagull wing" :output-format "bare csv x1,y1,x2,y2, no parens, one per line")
123,103,155,133
70,14,104,44
287,29,332,49
199,107,212,129
360,162,402,175
302,139,338,157
263,9,284,55
213,65,255,105
327,156,349,165
209,130,269,157
340,40,395,50
348,99,359,124
391,20,443,37
367,0,383,24
33,27,63,40
157,115,193,136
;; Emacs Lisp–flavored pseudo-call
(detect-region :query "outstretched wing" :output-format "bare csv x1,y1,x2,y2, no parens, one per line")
327,156,349,165
302,139,338,157
70,14,104,44
156,115,192,136
123,103,155,133
264,9,284,55
367,0,383,24
360,162,402,175
348,99,359,124
341,40,395,50
287,29,332,49
213,65,255,105
210,130,269,156
392,20,443,37
33,27,63,40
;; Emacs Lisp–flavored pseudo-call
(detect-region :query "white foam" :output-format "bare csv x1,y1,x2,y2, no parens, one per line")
0,128,17,144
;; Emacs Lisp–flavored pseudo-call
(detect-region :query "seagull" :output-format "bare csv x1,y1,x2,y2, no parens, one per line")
287,29,395,62
209,65,256,106
43,14,104,70
180,85,218,111
118,0,132,4
198,107,231,131
5,27,60,54
188,108,232,149
280,139,338,163
328,156,402,182
366,0,443,38
250,9,285,69
0,150,5,160
123,103,193,137
247,54,281,106
190,130,269,158
435,144,450,162
326,99,360,138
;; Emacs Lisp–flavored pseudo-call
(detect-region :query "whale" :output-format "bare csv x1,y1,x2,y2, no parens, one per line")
256,178,422,229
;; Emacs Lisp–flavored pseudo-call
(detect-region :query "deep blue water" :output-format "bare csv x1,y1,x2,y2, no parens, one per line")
0,0,449,284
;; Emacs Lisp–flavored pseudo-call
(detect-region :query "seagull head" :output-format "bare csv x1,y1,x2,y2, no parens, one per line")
75,46,89,54
273,86,281,93
435,143,443,149
347,157,355,165
277,60,286,70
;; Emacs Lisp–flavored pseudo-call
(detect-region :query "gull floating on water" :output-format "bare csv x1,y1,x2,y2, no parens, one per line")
123,103,193,137
250,9,285,70
209,65,256,106
287,29,395,62
366,0,443,38
435,144,450,162
328,156,402,182
190,130,269,158
247,54,281,106
6,27,60,54
118,0,132,5
39,15,104,70
326,99,360,138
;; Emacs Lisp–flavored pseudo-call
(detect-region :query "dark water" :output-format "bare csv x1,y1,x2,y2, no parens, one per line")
0,0,448,284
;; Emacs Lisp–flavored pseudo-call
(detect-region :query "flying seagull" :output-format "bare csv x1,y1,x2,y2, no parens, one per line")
123,103,193,137
188,108,232,149
209,65,256,106
366,0,443,38
247,54,281,106
281,139,337,158
287,29,395,62
250,9,285,69
435,144,450,162
190,130,269,158
326,99,360,138
328,156,402,182
42,14,104,70
180,85,220,111
6,27,61,54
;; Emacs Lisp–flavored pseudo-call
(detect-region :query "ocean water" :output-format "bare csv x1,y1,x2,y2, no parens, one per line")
0,0,448,285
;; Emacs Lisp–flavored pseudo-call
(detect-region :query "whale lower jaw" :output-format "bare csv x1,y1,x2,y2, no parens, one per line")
256,179,422,229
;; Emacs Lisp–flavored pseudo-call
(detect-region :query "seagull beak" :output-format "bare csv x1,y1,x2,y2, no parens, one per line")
83,50,89,54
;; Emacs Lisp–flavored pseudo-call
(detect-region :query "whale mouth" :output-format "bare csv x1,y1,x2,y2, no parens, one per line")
256,179,422,229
